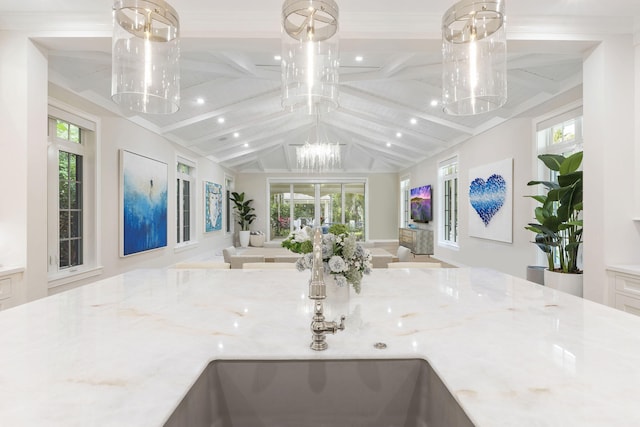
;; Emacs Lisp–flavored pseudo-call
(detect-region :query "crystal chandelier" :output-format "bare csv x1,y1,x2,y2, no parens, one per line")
296,116,341,171
442,0,507,115
296,142,341,171
111,0,180,114
281,0,340,115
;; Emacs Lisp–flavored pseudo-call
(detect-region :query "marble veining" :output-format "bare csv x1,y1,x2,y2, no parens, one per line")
1,267,640,426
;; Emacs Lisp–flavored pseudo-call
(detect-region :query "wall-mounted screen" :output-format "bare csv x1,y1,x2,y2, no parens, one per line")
410,185,432,223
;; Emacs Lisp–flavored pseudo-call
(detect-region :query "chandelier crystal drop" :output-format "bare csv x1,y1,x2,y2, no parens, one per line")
111,0,181,114
296,141,341,171
441,0,507,116
281,0,340,115
296,114,341,171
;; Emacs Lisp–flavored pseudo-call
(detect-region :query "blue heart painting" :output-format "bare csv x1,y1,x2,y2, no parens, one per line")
469,174,507,226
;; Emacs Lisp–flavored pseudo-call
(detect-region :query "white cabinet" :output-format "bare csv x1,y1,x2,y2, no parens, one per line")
608,266,640,317
0,267,25,311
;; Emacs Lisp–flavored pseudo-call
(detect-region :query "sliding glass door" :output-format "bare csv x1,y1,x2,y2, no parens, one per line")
344,183,365,240
269,180,367,240
269,183,291,239
319,183,342,229
293,184,316,230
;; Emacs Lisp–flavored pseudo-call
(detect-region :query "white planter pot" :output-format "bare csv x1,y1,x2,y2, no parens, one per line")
543,269,583,297
239,230,251,248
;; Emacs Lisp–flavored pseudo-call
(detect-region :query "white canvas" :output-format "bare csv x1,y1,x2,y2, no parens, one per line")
468,158,513,243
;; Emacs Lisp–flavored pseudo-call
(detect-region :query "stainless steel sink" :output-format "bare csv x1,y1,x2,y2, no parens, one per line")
164,358,474,427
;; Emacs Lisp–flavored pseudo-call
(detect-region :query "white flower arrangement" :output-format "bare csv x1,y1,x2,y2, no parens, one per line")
282,227,372,294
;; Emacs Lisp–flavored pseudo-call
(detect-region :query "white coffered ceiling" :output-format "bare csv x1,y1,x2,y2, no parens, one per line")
2,0,639,173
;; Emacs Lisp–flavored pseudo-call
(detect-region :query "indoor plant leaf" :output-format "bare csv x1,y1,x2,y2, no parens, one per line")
525,151,583,274
537,154,565,171
559,151,583,175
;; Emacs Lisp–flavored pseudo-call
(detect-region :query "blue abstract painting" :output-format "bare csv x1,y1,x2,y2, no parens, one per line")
204,181,223,232
120,150,168,256
469,174,507,226
468,158,513,243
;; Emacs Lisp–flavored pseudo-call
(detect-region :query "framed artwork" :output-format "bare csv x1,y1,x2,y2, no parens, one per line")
120,150,168,256
468,158,513,243
204,181,223,232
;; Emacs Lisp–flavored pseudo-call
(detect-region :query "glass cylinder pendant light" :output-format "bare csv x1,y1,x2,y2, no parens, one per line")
442,0,507,116
281,0,340,115
111,0,180,114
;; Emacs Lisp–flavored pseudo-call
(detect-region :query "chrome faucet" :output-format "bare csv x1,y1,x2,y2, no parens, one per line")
309,228,345,351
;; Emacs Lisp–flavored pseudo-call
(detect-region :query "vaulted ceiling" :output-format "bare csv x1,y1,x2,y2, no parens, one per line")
3,0,639,173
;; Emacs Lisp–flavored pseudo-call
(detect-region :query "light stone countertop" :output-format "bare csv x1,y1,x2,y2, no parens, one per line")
1,267,639,426
607,264,640,276
0,265,25,276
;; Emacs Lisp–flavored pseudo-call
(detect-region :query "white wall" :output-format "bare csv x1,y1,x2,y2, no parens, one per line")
402,118,539,278
583,35,640,304
4,33,638,308
41,85,235,296
0,34,49,303
235,172,399,241
367,174,399,240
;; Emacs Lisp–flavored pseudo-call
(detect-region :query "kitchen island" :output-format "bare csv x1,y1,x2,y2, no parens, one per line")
1,267,639,426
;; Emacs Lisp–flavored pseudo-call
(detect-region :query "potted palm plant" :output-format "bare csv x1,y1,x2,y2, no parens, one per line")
230,191,256,248
526,151,583,296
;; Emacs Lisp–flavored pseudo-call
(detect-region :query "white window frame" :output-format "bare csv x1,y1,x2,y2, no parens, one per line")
535,105,583,155
225,174,234,236
532,102,583,266
438,155,459,249
47,100,102,288
175,155,197,250
400,176,410,229
267,178,369,241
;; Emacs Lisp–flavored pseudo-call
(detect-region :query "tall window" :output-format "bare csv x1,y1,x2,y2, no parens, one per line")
269,180,367,240
176,158,195,245
400,178,410,228
47,105,99,284
57,122,83,268
225,176,234,234
534,106,583,266
439,157,459,246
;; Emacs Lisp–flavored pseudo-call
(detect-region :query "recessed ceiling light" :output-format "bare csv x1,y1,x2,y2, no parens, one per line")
410,118,417,125
430,99,439,107
386,142,392,147
218,117,225,124
274,55,282,61
355,55,364,62
196,97,205,105
396,132,402,138
244,143,249,148
233,132,240,138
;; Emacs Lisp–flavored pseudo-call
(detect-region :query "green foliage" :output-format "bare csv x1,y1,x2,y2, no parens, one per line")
526,151,583,274
281,228,372,293
281,236,313,254
268,186,365,238
229,191,256,231
269,199,290,238
328,223,348,235
56,119,80,143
